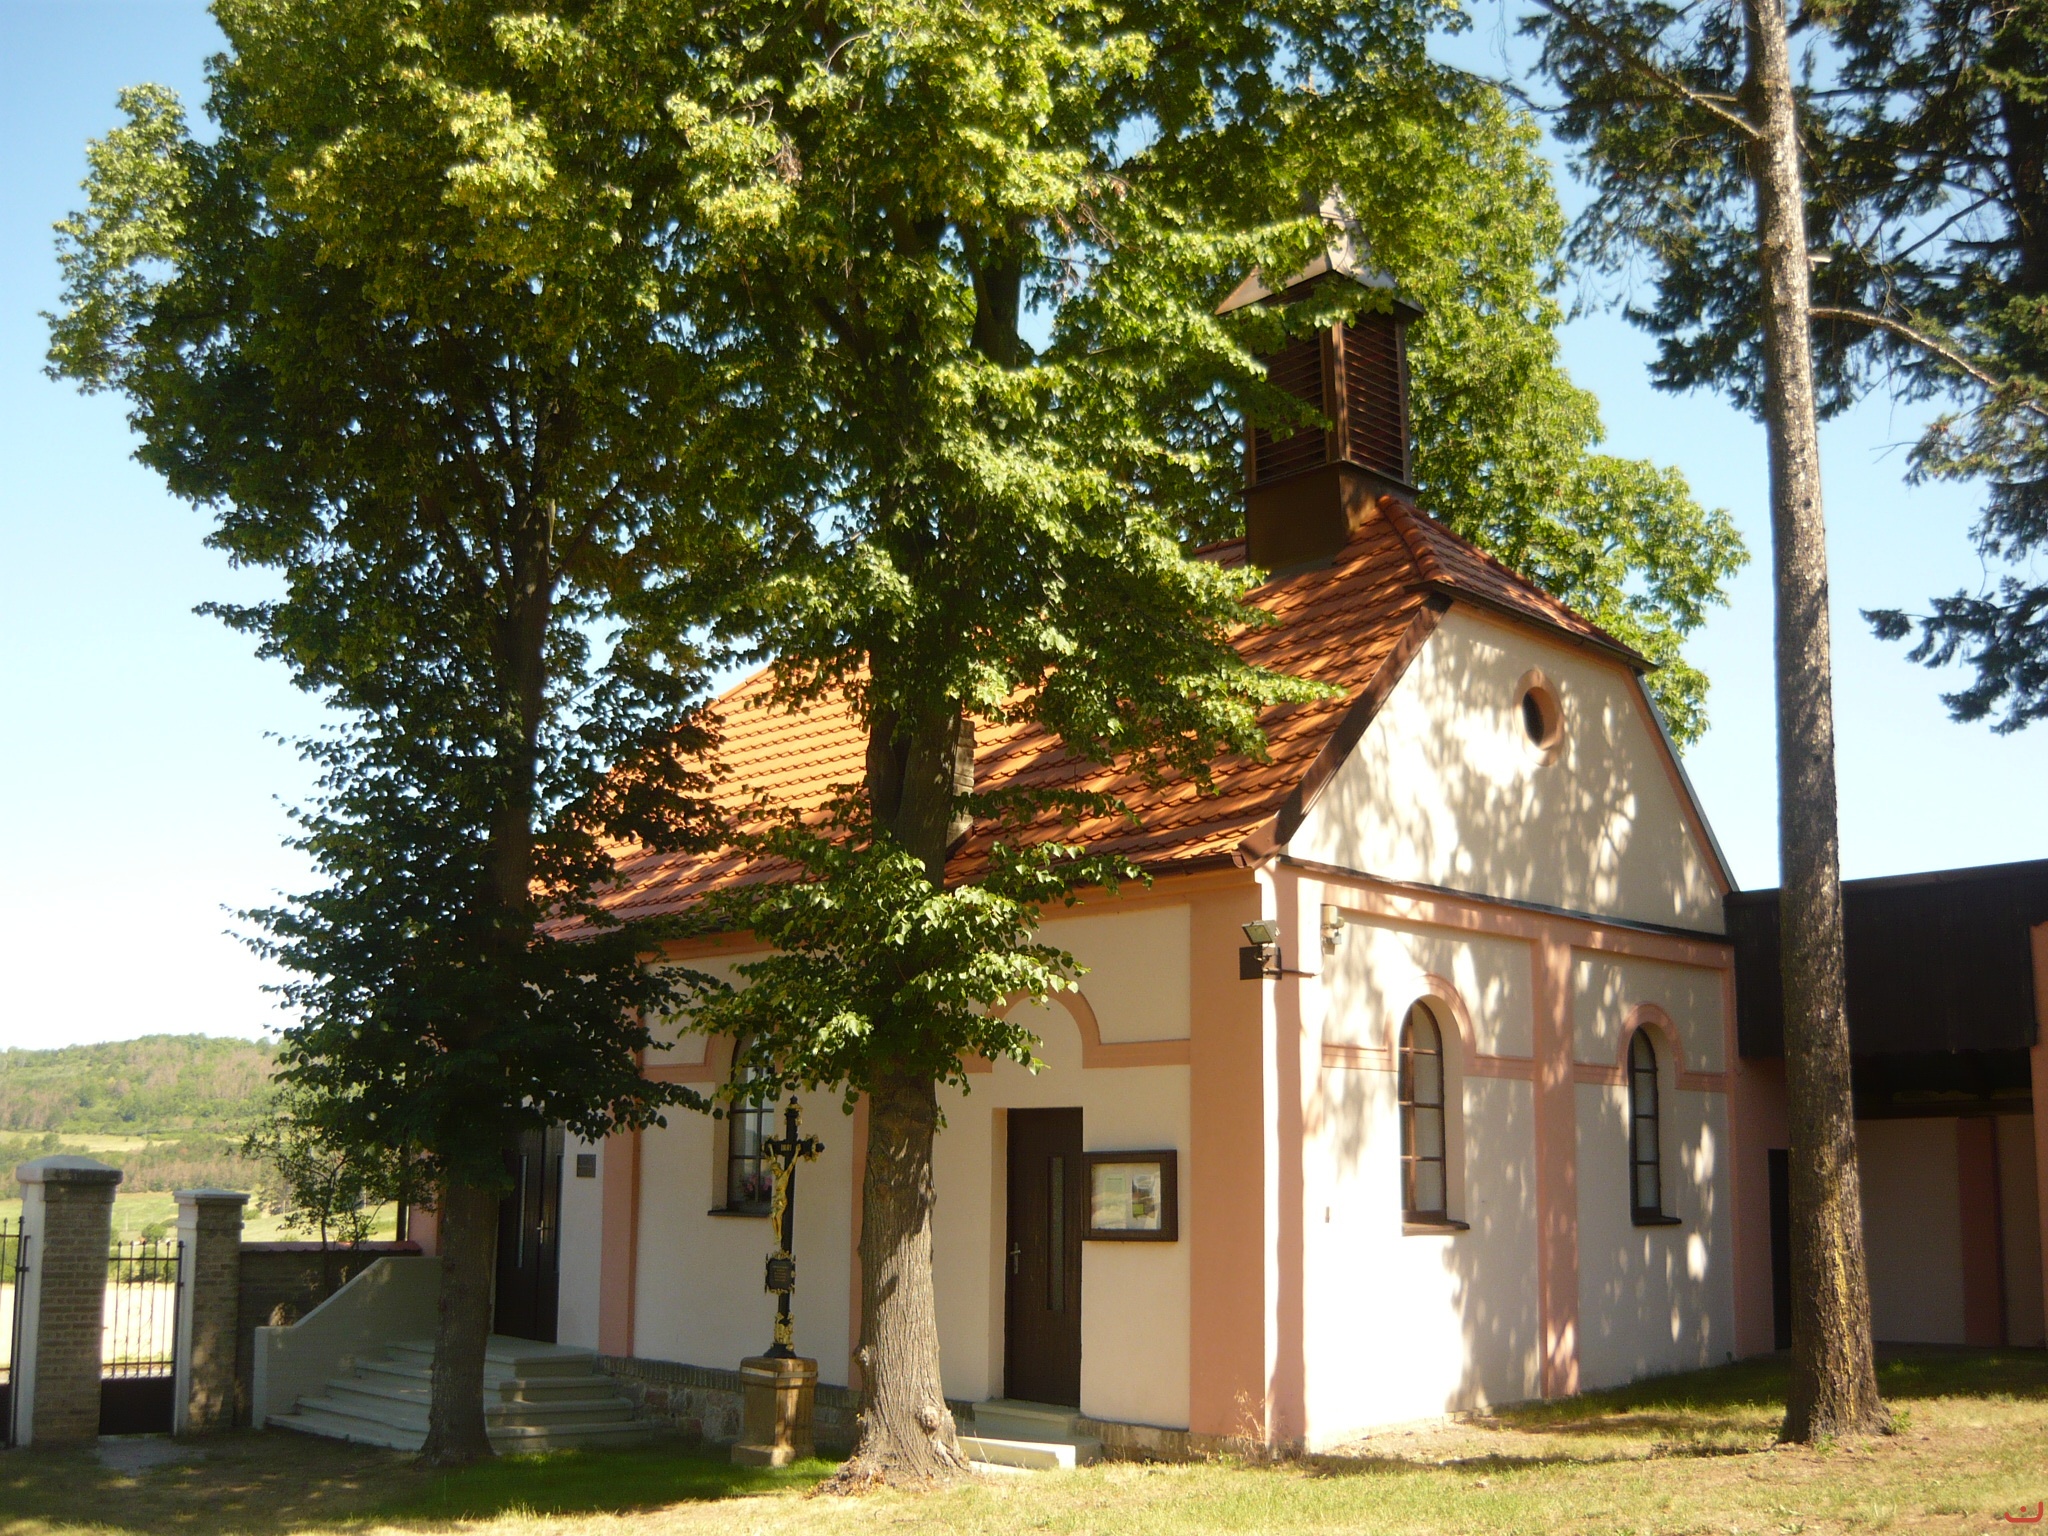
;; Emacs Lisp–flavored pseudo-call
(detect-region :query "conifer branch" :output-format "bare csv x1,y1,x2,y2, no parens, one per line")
1530,0,1764,143
1810,304,2048,423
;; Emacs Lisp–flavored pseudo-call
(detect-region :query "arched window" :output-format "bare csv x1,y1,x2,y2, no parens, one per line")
725,1044,775,1215
1629,1028,1663,1221
1398,1003,1448,1219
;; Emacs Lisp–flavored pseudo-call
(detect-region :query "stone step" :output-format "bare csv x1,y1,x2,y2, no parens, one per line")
969,1399,1086,1440
353,1358,619,1403
958,1433,1100,1470
386,1338,602,1379
959,1399,1099,1471
272,1402,425,1453
313,1381,637,1431
273,1402,655,1455
272,1334,646,1456
486,1418,658,1453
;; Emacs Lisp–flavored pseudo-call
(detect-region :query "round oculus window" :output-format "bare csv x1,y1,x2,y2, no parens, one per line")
1518,681,1563,758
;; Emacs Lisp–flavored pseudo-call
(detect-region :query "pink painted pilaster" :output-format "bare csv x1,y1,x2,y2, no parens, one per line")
1957,1117,2006,1345
1531,929,1579,1398
1187,880,1270,1441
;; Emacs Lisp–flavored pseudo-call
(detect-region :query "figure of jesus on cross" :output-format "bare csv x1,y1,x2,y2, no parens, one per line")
762,1095,823,1359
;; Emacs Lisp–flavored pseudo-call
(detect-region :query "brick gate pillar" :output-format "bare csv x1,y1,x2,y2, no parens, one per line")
172,1189,247,1434
13,1156,121,1446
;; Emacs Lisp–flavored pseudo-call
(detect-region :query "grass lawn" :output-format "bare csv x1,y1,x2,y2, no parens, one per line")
1,1347,2044,1536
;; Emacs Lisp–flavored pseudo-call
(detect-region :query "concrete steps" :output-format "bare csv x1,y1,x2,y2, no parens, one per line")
961,1399,1101,1470
270,1335,653,1455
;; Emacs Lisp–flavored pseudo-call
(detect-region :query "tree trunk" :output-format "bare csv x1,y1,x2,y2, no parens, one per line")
819,706,976,1490
1745,0,1889,1443
827,1066,968,1489
420,1179,498,1465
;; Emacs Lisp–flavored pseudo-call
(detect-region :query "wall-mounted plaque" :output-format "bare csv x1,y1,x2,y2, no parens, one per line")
1082,1150,1179,1242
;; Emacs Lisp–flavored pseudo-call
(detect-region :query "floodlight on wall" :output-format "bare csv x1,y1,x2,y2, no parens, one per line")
1321,903,1344,953
1239,920,1313,980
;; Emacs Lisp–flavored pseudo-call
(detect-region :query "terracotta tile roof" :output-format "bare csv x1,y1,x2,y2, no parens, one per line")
587,497,1644,924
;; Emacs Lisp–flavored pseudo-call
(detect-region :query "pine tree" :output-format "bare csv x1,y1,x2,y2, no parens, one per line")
1525,0,1890,1440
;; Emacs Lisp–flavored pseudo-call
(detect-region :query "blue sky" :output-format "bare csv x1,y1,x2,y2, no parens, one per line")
1,1,2041,1051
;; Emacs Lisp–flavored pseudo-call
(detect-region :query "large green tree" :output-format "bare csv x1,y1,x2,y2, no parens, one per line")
585,0,1743,1484
1526,0,1890,1440
46,6,757,1461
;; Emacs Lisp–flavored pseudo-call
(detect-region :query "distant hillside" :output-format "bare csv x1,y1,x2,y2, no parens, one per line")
0,1034,279,1137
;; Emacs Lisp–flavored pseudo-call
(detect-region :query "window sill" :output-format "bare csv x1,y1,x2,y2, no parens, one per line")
1402,1217,1470,1235
707,1207,772,1219
1632,1211,1683,1227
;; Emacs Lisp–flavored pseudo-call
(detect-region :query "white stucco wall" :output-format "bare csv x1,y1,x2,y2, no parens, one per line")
1323,914,1534,1059
555,1133,605,1350
1858,1118,1967,1344
616,908,1196,1413
1571,954,1726,1074
1289,609,1724,933
932,996,1192,1428
630,1084,857,1381
1573,1077,1733,1389
1306,1066,1541,1440
1041,905,1192,1042
642,952,767,1068
1303,913,1542,1442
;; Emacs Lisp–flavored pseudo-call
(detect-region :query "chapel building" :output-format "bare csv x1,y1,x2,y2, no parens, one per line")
526,260,1766,1452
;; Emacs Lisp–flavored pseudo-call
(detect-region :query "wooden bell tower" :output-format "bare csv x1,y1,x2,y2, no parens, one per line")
1219,256,1422,571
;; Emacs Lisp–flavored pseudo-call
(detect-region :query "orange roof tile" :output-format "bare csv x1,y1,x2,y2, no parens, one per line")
587,497,1644,924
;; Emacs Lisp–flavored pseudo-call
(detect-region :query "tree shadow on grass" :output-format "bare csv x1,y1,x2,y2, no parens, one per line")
383,1441,841,1522
1302,1347,2048,1476
1485,1345,2048,1440
0,1430,837,1536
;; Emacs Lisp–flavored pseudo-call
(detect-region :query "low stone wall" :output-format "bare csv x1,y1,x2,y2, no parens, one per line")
598,1356,860,1453
235,1241,419,1425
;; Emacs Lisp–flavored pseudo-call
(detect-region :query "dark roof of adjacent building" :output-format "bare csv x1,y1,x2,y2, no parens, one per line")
1728,858,2048,1058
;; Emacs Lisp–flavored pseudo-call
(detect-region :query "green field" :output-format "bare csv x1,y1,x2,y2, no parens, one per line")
0,1190,398,1243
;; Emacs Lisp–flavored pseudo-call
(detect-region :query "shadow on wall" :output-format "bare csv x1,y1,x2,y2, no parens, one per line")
1296,612,1715,930
1574,1064,1724,1387
1311,1040,1542,1430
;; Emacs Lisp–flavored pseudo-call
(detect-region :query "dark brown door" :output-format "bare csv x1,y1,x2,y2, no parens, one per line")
494,1125,564,1342
1004,1108,1084,1406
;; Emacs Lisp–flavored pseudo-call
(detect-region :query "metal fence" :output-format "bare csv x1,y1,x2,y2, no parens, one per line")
100,1236,181,1435
1,1218,23,1446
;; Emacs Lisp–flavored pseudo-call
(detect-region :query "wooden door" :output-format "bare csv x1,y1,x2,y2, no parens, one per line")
1004,1108,1085,1406
494,1125,564,1342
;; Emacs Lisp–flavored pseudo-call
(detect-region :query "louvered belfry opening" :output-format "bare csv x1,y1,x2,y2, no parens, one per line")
1340,314,1409,483
1249,336,1329,484
1224,258,1420,571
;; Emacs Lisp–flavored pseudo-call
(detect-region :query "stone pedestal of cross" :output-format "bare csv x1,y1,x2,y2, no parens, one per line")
733,1097,822,1467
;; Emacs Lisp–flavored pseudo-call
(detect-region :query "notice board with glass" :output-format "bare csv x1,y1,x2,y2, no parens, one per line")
1081,1150,1179,1241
